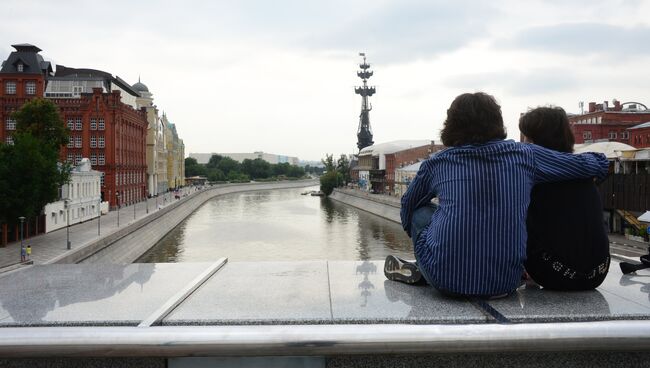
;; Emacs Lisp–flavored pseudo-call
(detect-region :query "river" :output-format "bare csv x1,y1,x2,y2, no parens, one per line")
138,185,413,262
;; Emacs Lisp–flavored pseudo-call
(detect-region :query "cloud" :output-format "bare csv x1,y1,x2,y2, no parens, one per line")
444,68,579,96
299,0,502,63
501,22,650,56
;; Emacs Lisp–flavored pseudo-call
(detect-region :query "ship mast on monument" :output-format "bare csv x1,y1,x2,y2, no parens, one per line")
355,53,375,151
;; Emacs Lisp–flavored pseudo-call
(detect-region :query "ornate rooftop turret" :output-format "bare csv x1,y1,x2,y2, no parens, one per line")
355,53,375,151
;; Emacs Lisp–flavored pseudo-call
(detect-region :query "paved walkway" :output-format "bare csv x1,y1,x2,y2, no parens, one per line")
0,187,198,269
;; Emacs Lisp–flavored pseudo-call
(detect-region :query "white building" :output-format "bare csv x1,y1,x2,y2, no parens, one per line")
44,159,104,233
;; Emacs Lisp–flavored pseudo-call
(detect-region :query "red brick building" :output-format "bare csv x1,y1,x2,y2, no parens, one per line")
0,44,147,242
568,100,650,148
385,142,444,194
628,122,650,148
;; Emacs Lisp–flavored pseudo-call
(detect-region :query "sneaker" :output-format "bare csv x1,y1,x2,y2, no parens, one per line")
384,255,423,285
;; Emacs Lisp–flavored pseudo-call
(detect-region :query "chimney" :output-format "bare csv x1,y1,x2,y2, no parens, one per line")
613,99,621,111
603,101,609,111
596,103,603,111
588,102,596,113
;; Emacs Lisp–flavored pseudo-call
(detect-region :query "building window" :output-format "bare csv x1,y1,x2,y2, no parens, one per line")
5,136,14,145
67,138,74,148
597,117,602,124
609,132,617,139
98,136,105,148
17,64,23,72
90,118,97,130
90,153,97,165
25,81,36,95
621,131,629,139
67,153,73,162
75,136,82,148
98,153,105,165
100,172,105,187
67,118,74,130
90,136,97,148
5,82,16,95
75,154,82,165
98,118,105,130
75,118,82,131
583,131,592,140
5,118,16,130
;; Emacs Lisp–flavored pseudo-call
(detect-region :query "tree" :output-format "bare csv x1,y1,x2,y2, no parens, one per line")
13,98,69,148
185,157,207,177
216,157,240,176
241,158,271,179
0,99,70,239
321,154,336,172
336,154,351,185
206,154,223,169
320,171,341,196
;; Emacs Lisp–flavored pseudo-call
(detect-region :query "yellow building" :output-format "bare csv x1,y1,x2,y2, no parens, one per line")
162,113,185,189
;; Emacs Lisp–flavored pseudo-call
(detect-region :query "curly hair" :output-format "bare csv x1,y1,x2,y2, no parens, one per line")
519,106,574,153
440,92,507,147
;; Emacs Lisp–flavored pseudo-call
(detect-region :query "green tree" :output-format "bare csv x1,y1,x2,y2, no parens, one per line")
13,98,69,148
0,134,69,226
206,154,223,169
185,157,207,177
336,154,351,185
321,154,336,172
241,158,271,179
216,157,240,176
319,171,342,196
207,168,226,182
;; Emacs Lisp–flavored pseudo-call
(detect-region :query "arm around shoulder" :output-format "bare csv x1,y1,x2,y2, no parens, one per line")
531,144,609,184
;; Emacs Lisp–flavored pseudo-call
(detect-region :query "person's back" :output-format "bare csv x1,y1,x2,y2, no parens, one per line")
519,107,610,290
396,93,609,297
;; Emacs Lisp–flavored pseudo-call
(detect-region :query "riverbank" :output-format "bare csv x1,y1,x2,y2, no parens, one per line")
329,188,400,223
0,180,318,270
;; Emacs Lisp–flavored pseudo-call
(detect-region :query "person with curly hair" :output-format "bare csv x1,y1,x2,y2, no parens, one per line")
384,92,609,298
519,107,610,290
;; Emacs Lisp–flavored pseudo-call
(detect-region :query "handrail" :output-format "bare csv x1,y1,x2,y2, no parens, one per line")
1,321,650,357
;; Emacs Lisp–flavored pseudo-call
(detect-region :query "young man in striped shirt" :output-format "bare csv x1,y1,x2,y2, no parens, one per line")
385,92,609,298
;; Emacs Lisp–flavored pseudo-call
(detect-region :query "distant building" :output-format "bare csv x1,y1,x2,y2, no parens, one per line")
628,122,650,149
353,140,443,194
163,113,185,189
568,100,650,148
134,78,169,195
44,158,103,233
190,152,299,166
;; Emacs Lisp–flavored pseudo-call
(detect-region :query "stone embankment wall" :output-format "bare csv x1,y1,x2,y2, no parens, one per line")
329,188,401,223
50,181,318,264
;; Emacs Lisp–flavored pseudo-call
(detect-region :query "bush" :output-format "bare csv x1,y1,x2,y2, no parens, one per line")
320,171,342,196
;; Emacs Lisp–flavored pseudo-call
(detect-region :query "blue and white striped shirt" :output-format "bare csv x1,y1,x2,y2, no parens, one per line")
400,139,609,296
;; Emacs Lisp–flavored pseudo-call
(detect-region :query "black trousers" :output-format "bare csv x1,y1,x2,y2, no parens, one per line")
525,251,610,291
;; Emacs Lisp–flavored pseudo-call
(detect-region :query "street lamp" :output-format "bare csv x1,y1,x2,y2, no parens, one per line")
97,197,101,236
133,194,136,220
18,216,25,249
116,191,120,227
64,200,71,250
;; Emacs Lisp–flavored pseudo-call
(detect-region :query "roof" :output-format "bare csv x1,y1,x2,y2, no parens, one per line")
574,141,636,159
132,77,149,92
54,65,140,97
629,121,650,130
359,140,431,156
0,43,51,75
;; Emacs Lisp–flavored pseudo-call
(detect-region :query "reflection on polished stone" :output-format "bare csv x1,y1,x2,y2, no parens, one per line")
164,261,332,325
328,261,487,324
0,263,213,326
488,261,650,323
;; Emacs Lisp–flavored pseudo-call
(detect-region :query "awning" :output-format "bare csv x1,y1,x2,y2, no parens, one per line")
638,211,650,223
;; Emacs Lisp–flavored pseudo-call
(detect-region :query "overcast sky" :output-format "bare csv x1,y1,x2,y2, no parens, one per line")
2,0,650,161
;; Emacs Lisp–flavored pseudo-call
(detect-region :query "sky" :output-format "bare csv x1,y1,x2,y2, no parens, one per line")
2,0,650,161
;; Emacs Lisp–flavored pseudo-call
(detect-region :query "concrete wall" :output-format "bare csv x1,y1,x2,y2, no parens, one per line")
329,189,400,224
49,180,318,264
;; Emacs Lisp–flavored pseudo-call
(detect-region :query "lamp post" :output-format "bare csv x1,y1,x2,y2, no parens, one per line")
133,195,136,220
18,216,25,248
116,191,120,227
97,198,101,236
64,200,70,250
